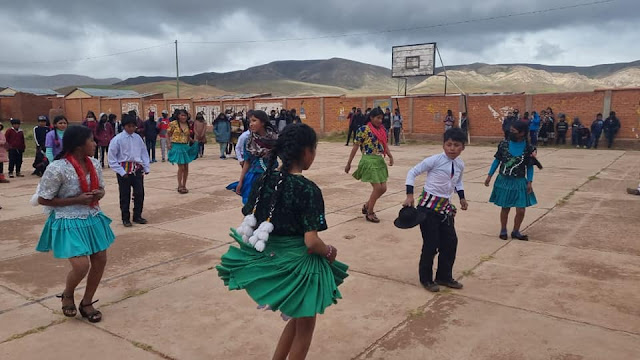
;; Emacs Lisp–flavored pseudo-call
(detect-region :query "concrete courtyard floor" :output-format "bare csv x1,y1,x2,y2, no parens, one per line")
0,142,639,359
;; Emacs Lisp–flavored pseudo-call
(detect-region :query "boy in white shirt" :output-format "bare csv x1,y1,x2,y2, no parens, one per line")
403,128,469,292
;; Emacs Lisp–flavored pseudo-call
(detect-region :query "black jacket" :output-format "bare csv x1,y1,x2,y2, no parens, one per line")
144,119,159,140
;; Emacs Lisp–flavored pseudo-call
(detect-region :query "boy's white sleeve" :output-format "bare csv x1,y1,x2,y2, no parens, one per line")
405,157,434,187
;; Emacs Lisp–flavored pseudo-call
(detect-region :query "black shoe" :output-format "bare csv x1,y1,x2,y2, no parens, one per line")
421,281,440,293
499,232,508,240
435,279,463,289
123,220,133,227
511,231,529,241
133,217,147,224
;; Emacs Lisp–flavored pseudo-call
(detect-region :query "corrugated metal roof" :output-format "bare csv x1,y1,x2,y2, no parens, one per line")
105,92,158,99
2,87,60,96
75,88,140,97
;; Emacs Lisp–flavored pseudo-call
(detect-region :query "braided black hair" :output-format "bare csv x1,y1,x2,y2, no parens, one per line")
250,123,318,217
54,125,93,161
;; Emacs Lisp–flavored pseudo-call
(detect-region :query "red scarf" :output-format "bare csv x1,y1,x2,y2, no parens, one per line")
367,123,388,155
65,154,100,208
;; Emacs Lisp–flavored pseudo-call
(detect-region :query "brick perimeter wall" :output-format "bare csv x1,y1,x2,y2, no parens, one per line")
3,89,636,139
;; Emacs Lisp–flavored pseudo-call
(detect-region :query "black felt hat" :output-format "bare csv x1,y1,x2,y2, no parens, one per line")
394,206,427,229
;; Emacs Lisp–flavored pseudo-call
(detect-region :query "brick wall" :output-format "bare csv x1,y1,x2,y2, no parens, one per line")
0,97,14,121
609,89,640,139
48,88,640,140
13,93,53,123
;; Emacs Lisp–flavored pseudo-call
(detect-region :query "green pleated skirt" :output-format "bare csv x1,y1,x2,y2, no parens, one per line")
353,154,388,183
216,229,349,319
168,142,199,165
490,174,537,208
36,211,115,259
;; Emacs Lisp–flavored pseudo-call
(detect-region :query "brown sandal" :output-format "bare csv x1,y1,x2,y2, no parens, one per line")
56,292,77,317
365,213,380,223
79,299,102,323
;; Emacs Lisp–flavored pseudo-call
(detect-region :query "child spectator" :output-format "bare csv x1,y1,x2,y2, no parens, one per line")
403,128,469,292
193,112,208,158
108,114,150,227
143,112,159,163
538,117,550,146
0,122,9,183
213,112,231,159
392,108,403,146
578,124,591,149
590,113,605,149
5,118,26,178
529,111,540,146
571,117,582,146
546,108,556,143
156,110,170,162
444,109,455,131
95,114,115,168
460,112,469,137
46,116,68,162
82,111,99,158
603,111,621,148
555,114,569,145
33,116,50,153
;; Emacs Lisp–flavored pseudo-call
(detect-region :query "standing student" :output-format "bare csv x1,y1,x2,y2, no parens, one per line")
46,116,68,162
108,114,150,227
36,125,114,323
545,108,556,143
156,110,170,162
33,115,50,153
213,112,231,159
403,128,468,292
0,122,9,184
444,109,455,131
485,121,538,241
502,111,516,140
383,108,392,137
529,111,540,146
193,113,208,158
346,108,363,146
228,110,278,204
571,117,582,146
83,111,99,158
228,113,244,155
392,108,403,146
143,112,159,162
345,108,394,223
95,114,115,168
217,123,347,360
603,111,621,148
590,113,605,149
460,112,469,137
108,114,121,135
5,118,26,178
555,114,569,145
167,109,199,194
290,109,301,124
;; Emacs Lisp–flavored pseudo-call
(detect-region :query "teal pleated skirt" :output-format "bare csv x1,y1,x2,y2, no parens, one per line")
490,174,537,208
216,229,349,319
168,142,199,165
353,154,388,183
36,212,115,259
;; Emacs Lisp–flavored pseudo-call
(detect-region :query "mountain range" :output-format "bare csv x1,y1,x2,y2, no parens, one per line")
2,58,640,97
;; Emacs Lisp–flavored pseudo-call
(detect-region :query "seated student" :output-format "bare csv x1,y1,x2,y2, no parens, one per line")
32,147,49,177
403,128,469,292
578,126,591,149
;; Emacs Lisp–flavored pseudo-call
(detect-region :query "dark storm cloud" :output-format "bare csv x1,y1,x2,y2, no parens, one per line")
0,0,638,77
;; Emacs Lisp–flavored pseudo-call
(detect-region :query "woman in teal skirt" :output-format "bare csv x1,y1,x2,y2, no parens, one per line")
345,107,394,223
167,109,199,193
36,125,115,323
485,120,539,241
217,123,348,360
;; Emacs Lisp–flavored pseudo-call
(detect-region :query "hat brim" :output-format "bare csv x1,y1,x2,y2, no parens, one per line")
393,212,427,229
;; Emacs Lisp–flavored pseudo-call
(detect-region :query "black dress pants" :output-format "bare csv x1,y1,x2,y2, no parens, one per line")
418,208,458,284
117,170,144,221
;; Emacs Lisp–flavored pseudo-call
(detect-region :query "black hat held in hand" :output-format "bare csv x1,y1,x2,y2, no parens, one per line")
394,206,427,229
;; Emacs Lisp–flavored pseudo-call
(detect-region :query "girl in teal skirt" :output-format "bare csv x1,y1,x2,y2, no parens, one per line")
167,109,199,194
485,121,539,241
217,123,348,360
35,125,115,323
345,107,394,223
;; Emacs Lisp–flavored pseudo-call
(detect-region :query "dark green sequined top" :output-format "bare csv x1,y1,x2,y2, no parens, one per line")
242,172,328,236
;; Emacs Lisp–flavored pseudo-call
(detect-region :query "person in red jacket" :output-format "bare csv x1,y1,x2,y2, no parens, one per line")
5,118,26,178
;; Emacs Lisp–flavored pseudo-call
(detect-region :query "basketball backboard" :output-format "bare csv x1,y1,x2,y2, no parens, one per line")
392,43,436,78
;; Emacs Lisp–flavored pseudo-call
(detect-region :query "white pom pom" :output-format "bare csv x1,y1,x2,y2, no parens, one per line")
242,235,250,244
245,214,257,227
257,230,269,241
249,235,259,246
263,222,274,233
255,241,266,252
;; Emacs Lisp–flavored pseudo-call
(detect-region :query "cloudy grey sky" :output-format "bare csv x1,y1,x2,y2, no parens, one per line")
0,0,637,79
